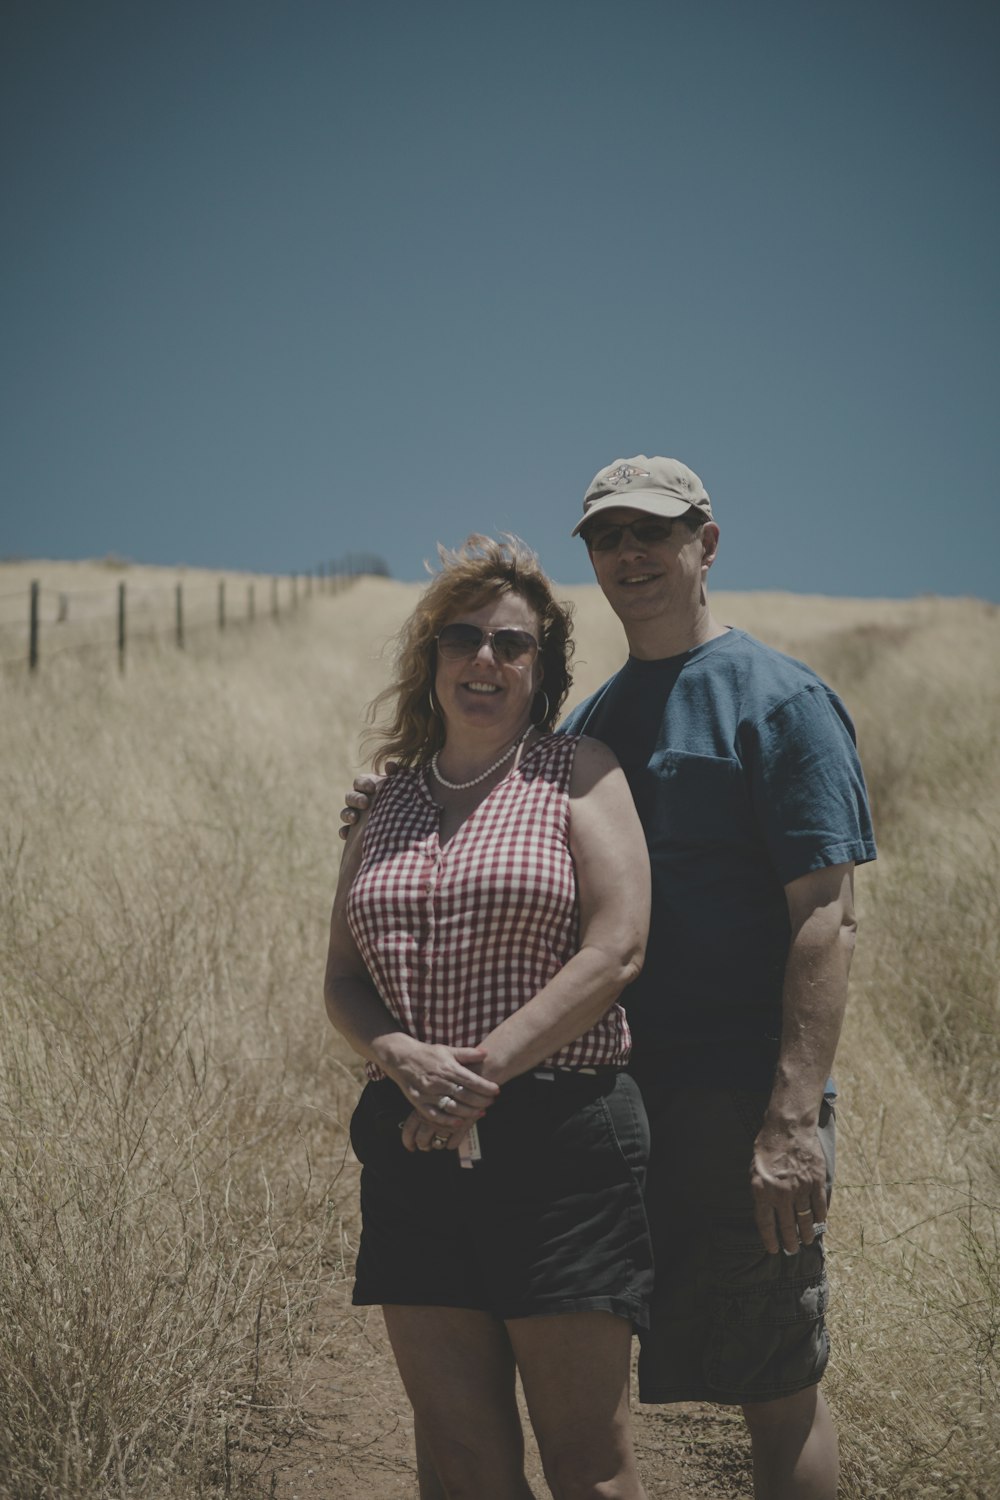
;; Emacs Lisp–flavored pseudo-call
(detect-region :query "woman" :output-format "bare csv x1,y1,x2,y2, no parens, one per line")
324,536,652,1500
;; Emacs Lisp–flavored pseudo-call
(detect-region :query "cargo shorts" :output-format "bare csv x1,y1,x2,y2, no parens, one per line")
631,1079,836,1405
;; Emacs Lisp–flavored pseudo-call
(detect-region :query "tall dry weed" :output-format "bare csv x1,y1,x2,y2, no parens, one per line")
1,574,997,1497
724,595,1000,1498
0,603,384,1497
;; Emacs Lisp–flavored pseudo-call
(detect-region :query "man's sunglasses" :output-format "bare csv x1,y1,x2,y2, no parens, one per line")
582,519,674,552
435,623,539,664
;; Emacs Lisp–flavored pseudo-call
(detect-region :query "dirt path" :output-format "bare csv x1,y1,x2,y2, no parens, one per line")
265,1282,753,1499
262,1054,753,1499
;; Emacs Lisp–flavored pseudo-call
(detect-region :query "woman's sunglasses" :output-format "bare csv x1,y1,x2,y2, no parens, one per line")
435,623,539,664
582,519,674,552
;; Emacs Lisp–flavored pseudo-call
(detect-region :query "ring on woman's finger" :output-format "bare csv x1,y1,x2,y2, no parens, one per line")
430,1135,449,1149
795,1208,813,1218
436,1094,457,1111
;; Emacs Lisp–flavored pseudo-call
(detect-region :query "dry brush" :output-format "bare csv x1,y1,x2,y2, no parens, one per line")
0,569,997,1498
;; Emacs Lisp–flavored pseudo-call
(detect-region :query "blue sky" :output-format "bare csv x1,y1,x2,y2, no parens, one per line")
2,1,997,598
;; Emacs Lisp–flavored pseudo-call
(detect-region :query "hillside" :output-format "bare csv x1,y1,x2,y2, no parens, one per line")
1,562,997,1498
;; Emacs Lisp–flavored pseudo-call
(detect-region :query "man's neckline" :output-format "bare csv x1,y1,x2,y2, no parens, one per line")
626,627,738,668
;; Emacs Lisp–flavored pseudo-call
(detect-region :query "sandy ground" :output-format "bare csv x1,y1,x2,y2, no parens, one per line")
255,1117,753,1500
264,1285,754,1499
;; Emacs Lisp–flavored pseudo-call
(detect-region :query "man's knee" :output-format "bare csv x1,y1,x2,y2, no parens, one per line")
740,1386,838,1499
742,1381,822,1440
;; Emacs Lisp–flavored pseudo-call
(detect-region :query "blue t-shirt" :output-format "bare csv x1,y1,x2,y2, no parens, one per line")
559,628,877,1087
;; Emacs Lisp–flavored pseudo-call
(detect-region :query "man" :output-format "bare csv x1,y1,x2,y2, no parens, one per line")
558,455,875,1500
342,455,876,1499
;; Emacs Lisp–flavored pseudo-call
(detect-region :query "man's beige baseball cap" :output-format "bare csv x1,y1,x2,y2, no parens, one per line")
571,454,713,536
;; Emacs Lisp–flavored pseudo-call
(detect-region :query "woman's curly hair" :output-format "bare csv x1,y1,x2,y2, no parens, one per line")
363,534,575,771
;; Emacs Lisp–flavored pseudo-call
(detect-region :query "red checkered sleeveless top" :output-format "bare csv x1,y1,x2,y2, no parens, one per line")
347,733,631,1073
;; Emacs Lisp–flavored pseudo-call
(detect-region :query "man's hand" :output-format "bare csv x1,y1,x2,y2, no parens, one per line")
750,1120,829,1255
338,770,390,840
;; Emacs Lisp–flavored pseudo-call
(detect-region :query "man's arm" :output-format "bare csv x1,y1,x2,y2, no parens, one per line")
750,861,857,1255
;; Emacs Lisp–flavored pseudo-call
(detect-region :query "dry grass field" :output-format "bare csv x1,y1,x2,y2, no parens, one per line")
1,559,997,1498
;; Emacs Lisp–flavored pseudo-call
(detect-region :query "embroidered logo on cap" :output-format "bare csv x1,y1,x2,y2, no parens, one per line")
602,464,650,490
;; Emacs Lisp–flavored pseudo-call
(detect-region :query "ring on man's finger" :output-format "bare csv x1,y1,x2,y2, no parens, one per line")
430,1135,448,1149
795,1208,813,1218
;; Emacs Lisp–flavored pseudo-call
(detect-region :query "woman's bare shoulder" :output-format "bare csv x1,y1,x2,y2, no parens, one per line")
568,734,624,796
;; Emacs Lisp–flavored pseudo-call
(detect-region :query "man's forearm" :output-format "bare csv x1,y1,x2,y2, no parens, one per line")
752,932,848,1253
767,861,859,1127
766,897,856,1127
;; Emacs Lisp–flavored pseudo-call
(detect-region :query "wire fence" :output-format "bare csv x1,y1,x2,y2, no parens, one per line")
0,554,390,674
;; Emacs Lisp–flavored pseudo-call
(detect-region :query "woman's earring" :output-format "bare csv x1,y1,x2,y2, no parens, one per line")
532,689,550,727
428,684,441,717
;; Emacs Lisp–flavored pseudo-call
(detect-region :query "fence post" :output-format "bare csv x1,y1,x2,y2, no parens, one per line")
247,583,255,623
306,569,313,597
175,584,184,648
57,593,69,623
117,582,126,674
218,581,225,632
291,573,298,608
29,581,40,672
271,576,279,619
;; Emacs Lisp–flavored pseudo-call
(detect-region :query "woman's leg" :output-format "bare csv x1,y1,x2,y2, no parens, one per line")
383,1305,535,1500
415,1410,524,1500
414,1418,447,1500
507,1310,646,1500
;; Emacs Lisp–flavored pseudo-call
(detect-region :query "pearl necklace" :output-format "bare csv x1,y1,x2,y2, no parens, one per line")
431,727,533,791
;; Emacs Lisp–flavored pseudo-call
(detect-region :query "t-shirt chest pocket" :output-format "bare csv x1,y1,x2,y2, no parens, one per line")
641,749,750,851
